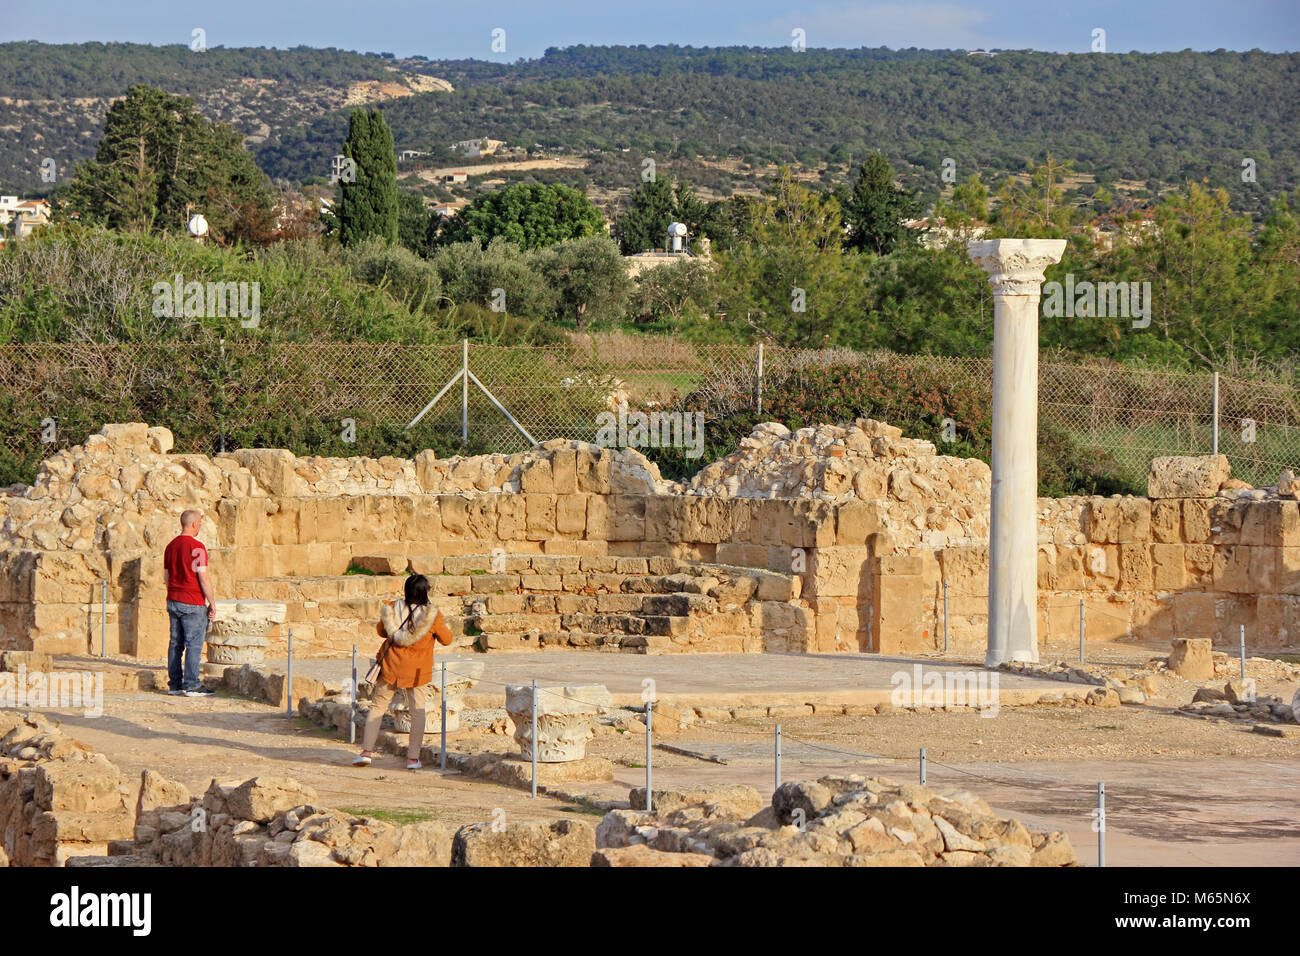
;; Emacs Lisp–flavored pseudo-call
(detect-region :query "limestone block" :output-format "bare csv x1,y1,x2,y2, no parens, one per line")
592,845,713,867
519,459,555,494
610,495,646,541
1168,637,1214,680
836,499,882,546
1148,455,1231,499
1119,544,1153,591
1150,500,1181,543
453,819,595,867
1150,544,1186,591
34,756,126,814
440,495,469,537
555,494,587,536
233,448,307,497
1083,545,1119,589
809,547,873,598
1116,498,1151,543
1213,546,1255,594
522,494,555,540
506,683,613,762
147,426,175,455
576,448,612,494
137,769,191,817
551,450,578,494
583,494,610,540
1084,498,1119,544
226,777,317,823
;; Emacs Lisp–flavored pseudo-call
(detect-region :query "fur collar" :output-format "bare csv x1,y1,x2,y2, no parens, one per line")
381,599,436,647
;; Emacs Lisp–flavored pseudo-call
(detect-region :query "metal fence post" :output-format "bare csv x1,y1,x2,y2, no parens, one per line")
774,723,782,795
1212,371,1220,455
756,342,764,416
919,747,927,785
461,338,469,448
942,580,949,653
645,699,653,813
1079,599,1085,663
349,644,357,745
440,661,448,771
286,627,294,719
1239,624,1246,681
1097,782,1106,867
530,679,538,798
100,580,107,658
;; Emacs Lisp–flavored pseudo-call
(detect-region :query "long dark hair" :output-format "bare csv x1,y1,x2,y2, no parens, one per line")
398,573,431,633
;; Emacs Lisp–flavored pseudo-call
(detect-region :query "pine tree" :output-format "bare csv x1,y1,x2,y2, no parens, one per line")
613,176,677,254
840,151,923,255
337,108,398,247
64,85,271,239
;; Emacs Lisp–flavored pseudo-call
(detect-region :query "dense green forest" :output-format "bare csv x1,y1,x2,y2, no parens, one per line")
0,41,396,98
2,43,1297,218
259,47,1299,215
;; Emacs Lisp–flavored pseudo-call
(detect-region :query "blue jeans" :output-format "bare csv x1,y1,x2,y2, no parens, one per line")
167,600,209,692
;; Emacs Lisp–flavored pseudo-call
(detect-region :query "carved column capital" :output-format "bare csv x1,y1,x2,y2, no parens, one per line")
967,238,1067,295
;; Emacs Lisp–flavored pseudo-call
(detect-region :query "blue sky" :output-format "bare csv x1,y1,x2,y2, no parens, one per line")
5,0,1298,56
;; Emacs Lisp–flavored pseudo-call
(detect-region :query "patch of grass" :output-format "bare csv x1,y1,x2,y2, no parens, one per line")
464,621,483,637
337,806,440,825
345,562,377,576
470,569,486,575
561,799,608,817
291,716,335,736
1094,725,1119,730
1271,653,1300,664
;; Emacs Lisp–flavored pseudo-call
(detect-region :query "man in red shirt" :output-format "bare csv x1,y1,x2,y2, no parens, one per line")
163,510,217,697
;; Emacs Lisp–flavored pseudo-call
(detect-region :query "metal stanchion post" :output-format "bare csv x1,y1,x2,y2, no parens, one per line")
774,724,782,796
101,581,107,658
942,580,948,653
920,747,927,785
530,680,538,799
286,627,294,719
1097,782,1106,868
440,661,448,771
349,644,357,745
1079,599,1085,663
1239,624,1246,681
645,700,653,813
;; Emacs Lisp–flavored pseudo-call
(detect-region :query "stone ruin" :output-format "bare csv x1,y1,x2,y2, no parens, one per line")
0,710,1076,868
0,420,1297,660
505,683,614,761
205,600,286,665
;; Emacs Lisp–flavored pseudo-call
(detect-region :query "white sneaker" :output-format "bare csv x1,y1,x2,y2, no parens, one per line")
351,752,373,767
406,759,422,771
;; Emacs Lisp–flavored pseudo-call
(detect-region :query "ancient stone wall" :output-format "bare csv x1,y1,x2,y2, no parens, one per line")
908,457,1300,652
0,422,1293,658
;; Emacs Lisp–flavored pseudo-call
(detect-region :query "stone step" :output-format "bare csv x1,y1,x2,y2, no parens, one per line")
228,556,800,657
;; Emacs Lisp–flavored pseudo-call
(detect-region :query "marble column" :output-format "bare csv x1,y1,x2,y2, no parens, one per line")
206,599,287,665
967,239,1067,667
506,684,613,762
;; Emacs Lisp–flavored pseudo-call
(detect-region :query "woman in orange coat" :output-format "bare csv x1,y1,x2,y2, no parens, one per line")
352,574,453,770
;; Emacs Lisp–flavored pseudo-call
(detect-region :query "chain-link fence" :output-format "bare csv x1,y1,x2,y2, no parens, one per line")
1,338,1297,491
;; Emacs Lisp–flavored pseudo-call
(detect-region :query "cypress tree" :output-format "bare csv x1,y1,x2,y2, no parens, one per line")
337,108,398,246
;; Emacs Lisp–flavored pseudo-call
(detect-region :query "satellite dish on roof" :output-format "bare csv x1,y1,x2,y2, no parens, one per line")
187,214,209,238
